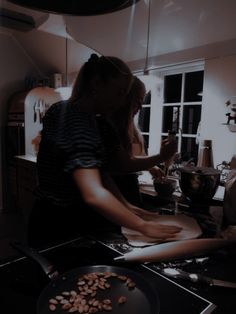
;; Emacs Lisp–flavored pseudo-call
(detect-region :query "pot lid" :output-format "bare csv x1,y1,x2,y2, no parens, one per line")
8,0,140,16
179,166,221,176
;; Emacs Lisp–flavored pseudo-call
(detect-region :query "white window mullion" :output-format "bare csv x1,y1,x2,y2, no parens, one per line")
178,73,185,153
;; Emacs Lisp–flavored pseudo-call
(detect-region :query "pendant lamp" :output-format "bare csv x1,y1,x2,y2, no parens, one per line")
7,0,140,16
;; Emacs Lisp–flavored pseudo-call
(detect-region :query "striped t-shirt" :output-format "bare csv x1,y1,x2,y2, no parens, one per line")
36,100,120,206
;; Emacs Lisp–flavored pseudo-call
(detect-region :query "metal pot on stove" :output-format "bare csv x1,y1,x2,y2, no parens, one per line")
178,166,221,203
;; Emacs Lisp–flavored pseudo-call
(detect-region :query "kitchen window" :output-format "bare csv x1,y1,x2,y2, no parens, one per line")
138,90,151,153
137,63,204,164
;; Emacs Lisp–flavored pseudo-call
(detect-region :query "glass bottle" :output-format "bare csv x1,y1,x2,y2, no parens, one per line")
164,130,176,176
197,139,214,168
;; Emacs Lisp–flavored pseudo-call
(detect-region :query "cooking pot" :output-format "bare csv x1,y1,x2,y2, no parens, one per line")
178,166,221,203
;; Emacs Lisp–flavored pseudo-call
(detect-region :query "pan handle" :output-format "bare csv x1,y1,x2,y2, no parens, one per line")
11,241,59,280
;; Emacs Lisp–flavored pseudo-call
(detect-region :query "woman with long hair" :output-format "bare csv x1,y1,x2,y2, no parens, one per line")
28,54,180,248
109,76,164,206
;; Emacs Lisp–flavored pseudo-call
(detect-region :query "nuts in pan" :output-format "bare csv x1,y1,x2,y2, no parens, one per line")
48,271,136,312
118,296,127,304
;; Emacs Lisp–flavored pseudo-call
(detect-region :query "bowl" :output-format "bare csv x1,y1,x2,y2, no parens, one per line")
153,178,177,198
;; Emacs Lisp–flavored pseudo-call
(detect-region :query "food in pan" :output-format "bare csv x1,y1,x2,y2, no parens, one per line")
48,271,135,312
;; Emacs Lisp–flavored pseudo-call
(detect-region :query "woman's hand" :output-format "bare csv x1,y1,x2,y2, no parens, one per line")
141,220,182,240
159,139,177,163
149,166,164,180
130,206,160,221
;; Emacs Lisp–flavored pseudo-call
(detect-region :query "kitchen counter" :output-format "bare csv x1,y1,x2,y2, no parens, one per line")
14,155,37,221
14,158,225,202
15,154,37,163
139,171,225,202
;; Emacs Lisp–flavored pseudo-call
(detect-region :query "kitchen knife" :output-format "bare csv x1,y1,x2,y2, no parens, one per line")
114,238,236,263
39,99,43,124
162,268,236,288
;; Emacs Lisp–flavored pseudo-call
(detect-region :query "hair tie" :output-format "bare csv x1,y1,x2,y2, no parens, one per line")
88,53,99,64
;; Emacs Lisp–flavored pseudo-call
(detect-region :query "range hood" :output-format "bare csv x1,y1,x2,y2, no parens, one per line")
7,0,140,16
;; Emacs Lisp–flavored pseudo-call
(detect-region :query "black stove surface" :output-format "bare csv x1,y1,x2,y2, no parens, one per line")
0,237,216,314
104,236,236,314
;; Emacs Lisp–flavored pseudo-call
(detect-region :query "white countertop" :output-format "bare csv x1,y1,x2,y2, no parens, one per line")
15,154,37,163
13,160,225,202
138,171,225,202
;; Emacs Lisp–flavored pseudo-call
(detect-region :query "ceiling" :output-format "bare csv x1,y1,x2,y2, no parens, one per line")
2,0,236,71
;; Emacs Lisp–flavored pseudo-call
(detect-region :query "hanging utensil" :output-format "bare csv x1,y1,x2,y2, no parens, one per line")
39,99,43,124
33,102,37,122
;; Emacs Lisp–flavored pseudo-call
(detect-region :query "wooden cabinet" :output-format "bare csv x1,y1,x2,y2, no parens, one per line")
15,156,37,223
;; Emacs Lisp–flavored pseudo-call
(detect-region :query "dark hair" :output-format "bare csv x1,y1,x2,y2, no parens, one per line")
69,54,132,103
110,76,146,155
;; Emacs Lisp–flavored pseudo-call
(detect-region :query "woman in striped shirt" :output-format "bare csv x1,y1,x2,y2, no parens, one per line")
28,54,181,248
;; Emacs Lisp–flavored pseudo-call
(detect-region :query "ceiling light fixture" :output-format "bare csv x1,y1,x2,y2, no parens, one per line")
7,0,140,16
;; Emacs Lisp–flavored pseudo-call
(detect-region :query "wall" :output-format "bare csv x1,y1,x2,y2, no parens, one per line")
0,30,39,211
0,27,95,211
140,55,236,167
202,55,236,166
13,29,96,76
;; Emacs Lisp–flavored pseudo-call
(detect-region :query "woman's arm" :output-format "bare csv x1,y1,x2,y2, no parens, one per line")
73,168,181,240
101,172,162,220
112,138,177,173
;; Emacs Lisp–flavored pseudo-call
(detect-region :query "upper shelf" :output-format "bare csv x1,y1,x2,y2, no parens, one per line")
227,124,236,132
222,124,236,132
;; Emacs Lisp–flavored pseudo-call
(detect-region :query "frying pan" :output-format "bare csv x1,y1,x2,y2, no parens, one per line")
11,242,160,314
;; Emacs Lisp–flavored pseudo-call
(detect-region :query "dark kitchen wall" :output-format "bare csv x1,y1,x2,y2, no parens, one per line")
0,30,39,211
0,27,96,211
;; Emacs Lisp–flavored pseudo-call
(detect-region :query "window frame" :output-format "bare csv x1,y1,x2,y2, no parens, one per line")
137,61,204,161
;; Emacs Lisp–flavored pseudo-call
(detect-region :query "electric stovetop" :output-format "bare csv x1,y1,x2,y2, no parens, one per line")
0,236,221,314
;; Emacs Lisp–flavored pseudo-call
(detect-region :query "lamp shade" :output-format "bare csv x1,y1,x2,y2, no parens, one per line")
8,0,140,16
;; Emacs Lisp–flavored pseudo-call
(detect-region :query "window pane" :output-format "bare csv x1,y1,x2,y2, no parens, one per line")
162,106,180,133
138,107,150,132
182,105,201,134
143,135,149,153
164,74,182,103
184,71,204,102
143,90,151,104
181,137,199,164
